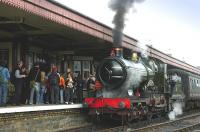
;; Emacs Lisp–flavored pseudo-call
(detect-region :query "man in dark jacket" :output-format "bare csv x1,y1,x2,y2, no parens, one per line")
28,62,41,105
49,66,60,104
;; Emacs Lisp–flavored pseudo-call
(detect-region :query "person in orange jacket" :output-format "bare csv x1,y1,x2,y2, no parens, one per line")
59,73,65,104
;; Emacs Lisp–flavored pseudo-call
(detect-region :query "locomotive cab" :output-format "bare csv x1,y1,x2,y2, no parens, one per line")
168,73,184,100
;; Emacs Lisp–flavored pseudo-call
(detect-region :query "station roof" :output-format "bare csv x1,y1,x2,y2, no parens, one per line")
0,0,200,74
0,0,138,59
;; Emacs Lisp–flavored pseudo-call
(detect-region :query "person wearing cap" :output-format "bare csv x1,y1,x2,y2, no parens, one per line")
28,62,41,105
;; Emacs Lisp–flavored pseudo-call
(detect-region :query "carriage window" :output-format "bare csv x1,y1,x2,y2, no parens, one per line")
190,79,193,88
192,79,196,89
197,79,200,87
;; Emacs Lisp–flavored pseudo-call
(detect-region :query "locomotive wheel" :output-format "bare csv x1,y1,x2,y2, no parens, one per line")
90,115,101,124
121,115,125,126
127,111,134,123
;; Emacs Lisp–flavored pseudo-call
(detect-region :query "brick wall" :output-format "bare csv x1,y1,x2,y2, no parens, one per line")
0,109,90,132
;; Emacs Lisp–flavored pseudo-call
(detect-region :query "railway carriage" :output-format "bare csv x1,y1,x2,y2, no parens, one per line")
168,69,200,109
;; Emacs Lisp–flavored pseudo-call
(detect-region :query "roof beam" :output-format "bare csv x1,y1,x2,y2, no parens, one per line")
0,18,24,24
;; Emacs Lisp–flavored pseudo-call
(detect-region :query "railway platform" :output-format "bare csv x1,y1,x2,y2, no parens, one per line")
0,104,83,114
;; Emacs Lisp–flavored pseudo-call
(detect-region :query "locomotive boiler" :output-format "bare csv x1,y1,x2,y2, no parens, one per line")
96,49,155,98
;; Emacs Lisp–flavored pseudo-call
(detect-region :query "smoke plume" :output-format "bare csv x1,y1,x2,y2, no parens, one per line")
109,0,144,47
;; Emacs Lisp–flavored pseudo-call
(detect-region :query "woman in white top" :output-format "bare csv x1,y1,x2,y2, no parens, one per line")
13,61,26,105
65,72,74,104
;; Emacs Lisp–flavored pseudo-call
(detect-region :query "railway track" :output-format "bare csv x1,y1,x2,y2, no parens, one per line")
67,110,200,132
95,112,200,132
131,112,200,132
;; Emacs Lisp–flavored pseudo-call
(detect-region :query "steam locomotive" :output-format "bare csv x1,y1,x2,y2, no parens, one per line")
84,47,200,122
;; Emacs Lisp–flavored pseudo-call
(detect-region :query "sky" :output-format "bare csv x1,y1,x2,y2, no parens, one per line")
55,0,200,67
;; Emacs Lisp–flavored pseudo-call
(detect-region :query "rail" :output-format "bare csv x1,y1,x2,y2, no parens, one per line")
94,112,200,132
131,112,200,132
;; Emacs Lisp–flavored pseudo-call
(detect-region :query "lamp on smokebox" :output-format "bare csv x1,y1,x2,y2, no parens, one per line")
132,52,138,62
115,48,123,58
110,48,123,58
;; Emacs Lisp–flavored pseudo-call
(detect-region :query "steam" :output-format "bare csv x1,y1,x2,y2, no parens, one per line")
125,70,143,89
138,42,148,58
109,0,144,47
102,67,145,98
168,102,183,120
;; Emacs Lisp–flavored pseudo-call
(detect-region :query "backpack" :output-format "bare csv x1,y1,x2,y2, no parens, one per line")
0,68,5,84
49,73,59,86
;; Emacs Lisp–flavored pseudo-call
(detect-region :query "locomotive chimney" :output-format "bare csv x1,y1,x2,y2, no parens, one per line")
109,0,134,58
109,0,144,57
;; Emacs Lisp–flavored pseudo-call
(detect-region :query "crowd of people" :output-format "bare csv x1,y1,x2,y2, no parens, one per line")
0,60,96,106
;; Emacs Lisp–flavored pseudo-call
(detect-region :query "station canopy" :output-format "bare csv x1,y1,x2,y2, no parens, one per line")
0,2,113,58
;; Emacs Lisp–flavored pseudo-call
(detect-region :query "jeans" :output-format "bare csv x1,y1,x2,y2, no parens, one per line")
39,85,46,104
0,83,8,105
45,88,51,104
65,88,74,103
51,85,59,104
29,82,40,104
60,89,64,104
